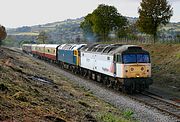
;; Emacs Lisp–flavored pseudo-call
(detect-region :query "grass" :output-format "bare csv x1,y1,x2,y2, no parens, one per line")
122,109,134,119
97,112,132,122
176,53,180,59
78,100,91,108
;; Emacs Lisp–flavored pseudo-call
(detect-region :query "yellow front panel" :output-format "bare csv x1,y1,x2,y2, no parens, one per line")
74,50,79,65
124,64,151,78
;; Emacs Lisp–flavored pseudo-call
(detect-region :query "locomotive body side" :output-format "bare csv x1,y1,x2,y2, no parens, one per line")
80,51,114,77
57,44,86,66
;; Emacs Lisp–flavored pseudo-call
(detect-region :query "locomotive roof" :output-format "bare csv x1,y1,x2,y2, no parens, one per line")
80,44,148,55
58,44,86,50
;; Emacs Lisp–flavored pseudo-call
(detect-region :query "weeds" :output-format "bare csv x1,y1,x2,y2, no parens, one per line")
123,109,134,119
97,112,131,122
78,100,91,108
13,91,28,102
176,53,180,59
0,83,8,92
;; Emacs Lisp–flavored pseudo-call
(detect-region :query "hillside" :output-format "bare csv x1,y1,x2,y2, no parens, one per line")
142,44,180,96
5,17,180,47
0,47,134,122
6,18,84,45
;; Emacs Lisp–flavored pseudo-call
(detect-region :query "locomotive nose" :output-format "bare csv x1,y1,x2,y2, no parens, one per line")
124,65,150,78
129,66,145,72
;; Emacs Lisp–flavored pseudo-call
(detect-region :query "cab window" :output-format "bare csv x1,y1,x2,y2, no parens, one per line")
114,54,122,62
122,54,150,64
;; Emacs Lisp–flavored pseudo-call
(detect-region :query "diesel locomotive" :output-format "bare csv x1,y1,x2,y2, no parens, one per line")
22,43,153,94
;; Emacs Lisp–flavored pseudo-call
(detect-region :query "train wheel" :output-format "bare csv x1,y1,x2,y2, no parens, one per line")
96,74,102,82
83,69,87,77
87,71,91,79
122,86,127,93
122,85,133,94
114,81,121,91
102,76,108,85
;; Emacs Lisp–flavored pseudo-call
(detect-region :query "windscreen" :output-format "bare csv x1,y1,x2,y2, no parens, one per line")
122,54,150,64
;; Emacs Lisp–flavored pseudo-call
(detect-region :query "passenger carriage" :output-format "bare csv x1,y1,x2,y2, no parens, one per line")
44,44,60,61
31,44,38,56
36,44,46,59
22,44,32,54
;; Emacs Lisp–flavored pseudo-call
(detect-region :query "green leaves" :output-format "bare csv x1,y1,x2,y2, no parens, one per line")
37,31,49,44
0,25,7,45
80,4,127,41
137,0,173,43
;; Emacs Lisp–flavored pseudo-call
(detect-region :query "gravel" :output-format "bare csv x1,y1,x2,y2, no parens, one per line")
31,57,179,122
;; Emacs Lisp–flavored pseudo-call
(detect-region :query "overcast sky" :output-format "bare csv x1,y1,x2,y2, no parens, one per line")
0,0,179,28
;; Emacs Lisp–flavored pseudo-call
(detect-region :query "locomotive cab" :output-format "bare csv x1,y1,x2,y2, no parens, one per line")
122,53,151,78
114,46,153,92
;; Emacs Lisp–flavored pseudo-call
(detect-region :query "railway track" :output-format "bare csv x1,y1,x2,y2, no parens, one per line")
130,91,180,120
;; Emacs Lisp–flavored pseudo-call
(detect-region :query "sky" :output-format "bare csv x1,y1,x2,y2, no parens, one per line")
0,0,179,28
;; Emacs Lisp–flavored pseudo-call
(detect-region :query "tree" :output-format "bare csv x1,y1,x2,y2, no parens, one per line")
137,0,173,43
0,25,7,45
37,31,49,44
80,14,96,42
117,27,127,38
81,4,128,41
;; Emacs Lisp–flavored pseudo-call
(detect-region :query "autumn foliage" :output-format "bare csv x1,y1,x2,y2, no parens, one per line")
0,25,7,45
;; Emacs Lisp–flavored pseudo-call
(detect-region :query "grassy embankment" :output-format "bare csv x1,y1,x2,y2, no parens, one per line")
142,44,180,96
0,47,135,122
